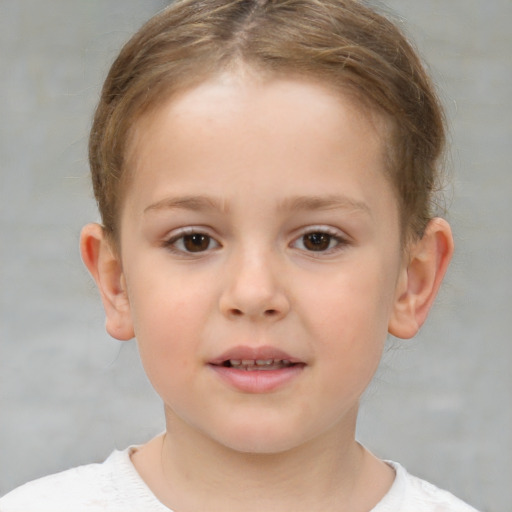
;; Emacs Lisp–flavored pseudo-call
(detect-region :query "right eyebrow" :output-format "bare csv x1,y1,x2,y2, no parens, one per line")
279,194,372,217
144,195,228,214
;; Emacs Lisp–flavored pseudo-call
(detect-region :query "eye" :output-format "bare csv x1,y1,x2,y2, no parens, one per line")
292,228,347,253
165,231,220,254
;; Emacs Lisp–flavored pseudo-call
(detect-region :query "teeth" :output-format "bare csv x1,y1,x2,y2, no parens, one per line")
228,359,293,370
256,359,274,366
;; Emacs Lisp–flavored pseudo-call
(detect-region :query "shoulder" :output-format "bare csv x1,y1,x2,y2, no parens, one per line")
373,461,480,512
0,448,167,512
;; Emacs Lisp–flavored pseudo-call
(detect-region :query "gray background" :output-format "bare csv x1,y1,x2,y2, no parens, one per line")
0,1,510,511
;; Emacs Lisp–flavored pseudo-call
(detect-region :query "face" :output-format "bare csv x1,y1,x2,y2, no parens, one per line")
116,73,406,454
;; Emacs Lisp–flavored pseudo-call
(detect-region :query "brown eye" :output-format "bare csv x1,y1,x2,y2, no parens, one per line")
166,231,220,255
182,234,212,252
302,232,333,251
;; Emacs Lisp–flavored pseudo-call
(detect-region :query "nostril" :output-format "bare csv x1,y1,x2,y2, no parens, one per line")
224,306,284,318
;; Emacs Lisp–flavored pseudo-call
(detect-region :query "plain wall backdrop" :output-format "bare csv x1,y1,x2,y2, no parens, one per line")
1,1,510,511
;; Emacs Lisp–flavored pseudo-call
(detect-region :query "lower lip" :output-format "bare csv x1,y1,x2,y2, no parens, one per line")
209,364,305,393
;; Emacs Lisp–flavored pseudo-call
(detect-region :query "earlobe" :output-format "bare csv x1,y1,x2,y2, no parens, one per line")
80,223,135,341
388,218,454,339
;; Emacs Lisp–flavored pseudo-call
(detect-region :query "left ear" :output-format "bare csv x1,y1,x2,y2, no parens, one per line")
388,218,454,339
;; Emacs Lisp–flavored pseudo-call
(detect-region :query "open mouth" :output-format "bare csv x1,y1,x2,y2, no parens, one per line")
218,359,296,371
209,349,305,392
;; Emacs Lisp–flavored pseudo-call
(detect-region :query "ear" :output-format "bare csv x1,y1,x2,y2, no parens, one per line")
80,223,135,341
388,218,454,339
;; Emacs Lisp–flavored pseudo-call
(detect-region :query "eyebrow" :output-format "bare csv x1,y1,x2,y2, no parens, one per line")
279,195,371,216
144,194,371,216
144,195,228,214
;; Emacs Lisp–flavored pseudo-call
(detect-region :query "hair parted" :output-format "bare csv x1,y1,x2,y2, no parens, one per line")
89,0,446,243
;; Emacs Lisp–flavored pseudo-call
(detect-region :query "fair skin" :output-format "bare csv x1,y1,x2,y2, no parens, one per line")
81,72,453,512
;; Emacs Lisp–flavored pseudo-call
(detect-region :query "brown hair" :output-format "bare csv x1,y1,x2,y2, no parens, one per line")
89,0,446,243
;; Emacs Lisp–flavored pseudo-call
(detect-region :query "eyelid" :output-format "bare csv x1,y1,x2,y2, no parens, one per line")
290,225,350,253
300,225,343,235
163,226,221,255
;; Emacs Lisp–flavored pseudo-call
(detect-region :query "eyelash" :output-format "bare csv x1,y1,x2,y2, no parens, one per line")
291,227,349,254
163,228,220,255
163,226,349,256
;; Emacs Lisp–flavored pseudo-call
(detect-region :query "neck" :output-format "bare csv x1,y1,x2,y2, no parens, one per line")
132,407,394,512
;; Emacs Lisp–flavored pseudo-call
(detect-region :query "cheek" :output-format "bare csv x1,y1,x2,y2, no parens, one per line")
297,257,398,377
128,260,214,331
126,272,215,382
300,262,396,338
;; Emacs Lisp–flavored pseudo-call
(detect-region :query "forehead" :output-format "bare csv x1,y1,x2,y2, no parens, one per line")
119,72,403,257
119,72,402,250
128,71,389,174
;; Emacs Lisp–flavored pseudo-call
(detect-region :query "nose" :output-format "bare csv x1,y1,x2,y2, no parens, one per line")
219,249,290,321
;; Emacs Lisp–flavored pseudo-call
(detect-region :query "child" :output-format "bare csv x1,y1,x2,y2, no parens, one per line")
0,0,479,510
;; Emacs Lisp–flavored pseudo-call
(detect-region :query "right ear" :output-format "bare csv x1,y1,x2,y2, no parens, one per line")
80,223,134,341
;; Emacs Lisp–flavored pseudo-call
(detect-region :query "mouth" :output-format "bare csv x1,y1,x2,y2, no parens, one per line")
209,345,304,370
208,346,305,392
217,358,295,371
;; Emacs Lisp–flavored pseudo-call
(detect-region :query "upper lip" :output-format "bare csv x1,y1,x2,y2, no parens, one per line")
209,345,303,366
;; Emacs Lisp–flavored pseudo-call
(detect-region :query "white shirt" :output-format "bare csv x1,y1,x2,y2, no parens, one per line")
0,448,479,511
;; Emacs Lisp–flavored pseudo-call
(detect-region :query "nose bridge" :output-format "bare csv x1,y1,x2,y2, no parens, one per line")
220,242,289,320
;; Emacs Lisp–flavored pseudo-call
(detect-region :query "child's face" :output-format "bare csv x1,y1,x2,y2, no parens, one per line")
116,73,406,453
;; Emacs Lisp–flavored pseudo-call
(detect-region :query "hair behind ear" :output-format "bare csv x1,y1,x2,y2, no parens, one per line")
388,218,454,339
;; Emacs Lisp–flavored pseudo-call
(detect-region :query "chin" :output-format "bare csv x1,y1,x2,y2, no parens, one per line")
206,419,312,456
222,435,300,456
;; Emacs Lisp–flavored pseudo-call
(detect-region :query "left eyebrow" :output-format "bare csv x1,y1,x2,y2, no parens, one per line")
279,195,372,216
144,195,228,214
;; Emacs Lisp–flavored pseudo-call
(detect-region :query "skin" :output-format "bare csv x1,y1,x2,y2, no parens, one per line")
81,71,453,511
